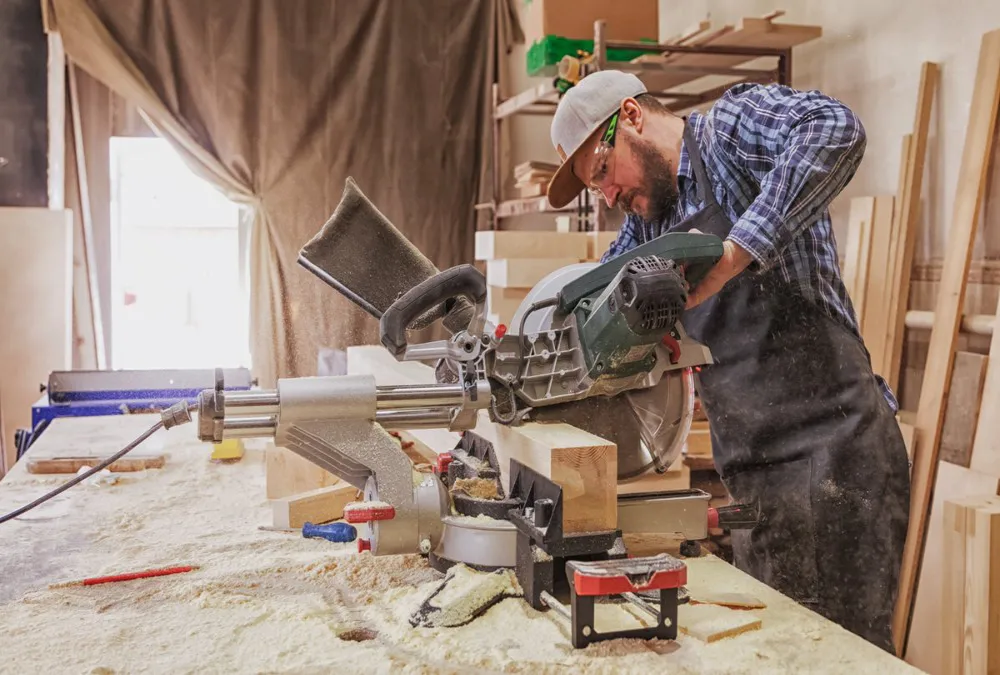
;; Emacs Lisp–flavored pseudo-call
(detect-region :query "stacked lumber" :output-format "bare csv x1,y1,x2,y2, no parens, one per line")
513,161,558,199
475,230,588,326
895,29,1000,666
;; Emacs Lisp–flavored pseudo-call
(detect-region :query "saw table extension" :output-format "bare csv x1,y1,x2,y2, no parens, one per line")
0,414,923,673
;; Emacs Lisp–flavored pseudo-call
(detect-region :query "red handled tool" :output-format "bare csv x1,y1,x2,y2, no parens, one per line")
49,565,199,589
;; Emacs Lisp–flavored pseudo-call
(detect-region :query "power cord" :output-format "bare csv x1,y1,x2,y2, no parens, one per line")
0,401,193,526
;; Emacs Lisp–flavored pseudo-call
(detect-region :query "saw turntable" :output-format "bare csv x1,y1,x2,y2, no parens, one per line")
194,178,757,647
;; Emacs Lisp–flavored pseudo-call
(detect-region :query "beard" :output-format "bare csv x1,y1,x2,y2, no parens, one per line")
618,134,678,225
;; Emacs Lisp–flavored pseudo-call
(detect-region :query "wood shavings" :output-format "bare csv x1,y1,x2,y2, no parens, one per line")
450,477,500,500
678,603,763,642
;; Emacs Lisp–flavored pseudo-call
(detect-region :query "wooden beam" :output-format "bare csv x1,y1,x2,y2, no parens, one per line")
271,483,359,529
884,63,940,393
971,288,1000,477
894,28,1000,657
842,196,875,326
862,195,895,376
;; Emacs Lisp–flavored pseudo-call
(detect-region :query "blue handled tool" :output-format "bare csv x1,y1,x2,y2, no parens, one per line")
302,521,357,543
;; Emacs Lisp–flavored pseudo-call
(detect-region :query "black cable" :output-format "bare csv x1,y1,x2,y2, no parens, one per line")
0,401,192,526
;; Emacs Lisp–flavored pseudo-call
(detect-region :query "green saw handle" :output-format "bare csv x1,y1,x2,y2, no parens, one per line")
380,264,488,356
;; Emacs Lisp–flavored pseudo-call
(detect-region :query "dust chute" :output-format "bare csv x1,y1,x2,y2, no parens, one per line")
297,176,472,334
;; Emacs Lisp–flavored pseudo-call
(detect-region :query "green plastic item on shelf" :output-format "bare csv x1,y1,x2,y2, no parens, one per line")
526,35,657,77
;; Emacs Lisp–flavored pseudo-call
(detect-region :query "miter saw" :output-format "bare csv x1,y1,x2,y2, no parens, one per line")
193,178,756,647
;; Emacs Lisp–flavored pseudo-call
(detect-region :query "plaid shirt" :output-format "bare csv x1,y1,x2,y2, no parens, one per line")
601,83,897,411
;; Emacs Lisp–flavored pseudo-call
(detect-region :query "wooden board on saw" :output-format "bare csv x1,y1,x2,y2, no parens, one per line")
617,455,690,496
894,29,1000,656
475,231,589,261
472,410,618,534
22,414,167,474
487,258,579,288
345,346,618,535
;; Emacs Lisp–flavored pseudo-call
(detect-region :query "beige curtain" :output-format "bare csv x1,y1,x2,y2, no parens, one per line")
48,0,518,387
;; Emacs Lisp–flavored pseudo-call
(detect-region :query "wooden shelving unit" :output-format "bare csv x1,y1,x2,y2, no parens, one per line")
479,14,822,232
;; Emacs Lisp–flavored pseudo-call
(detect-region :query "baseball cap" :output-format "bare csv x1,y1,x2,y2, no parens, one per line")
547,70,647,208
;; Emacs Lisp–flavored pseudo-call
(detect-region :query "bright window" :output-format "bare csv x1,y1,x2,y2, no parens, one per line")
109,137,251,370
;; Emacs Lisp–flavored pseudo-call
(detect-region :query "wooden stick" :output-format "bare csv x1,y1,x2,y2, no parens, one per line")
49,565,199,589
893,29,1000,657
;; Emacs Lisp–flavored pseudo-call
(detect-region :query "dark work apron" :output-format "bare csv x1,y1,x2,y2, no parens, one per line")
670,122,911,653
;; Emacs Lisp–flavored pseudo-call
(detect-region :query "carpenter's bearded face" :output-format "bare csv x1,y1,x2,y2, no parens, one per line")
573,110,679,225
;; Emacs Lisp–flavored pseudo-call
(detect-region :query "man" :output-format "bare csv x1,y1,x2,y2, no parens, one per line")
545,70,911,653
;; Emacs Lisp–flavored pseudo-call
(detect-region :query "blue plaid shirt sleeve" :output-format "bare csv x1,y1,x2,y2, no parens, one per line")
600,215,643,263
717,85,867,273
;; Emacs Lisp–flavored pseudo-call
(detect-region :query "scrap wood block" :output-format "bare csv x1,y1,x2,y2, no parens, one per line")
678,602,763,642
271,482,360,529
475,231,589,261
689,590,766,610
486,258,579,288
266,444,341,500
942,495,1000,674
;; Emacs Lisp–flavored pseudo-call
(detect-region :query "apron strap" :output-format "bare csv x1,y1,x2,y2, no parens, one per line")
682,118,719,210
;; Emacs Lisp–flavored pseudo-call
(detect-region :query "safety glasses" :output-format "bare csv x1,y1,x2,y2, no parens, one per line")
586,110,620,196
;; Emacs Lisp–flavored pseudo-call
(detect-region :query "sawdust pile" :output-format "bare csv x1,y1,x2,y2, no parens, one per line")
450,477,500,500
0,427,916,674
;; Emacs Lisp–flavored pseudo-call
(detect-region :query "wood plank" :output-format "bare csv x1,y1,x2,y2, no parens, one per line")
486,258,578,288
26,455,165,474
884,63,940,393
617,458,690,496
271,483,360,530
0,208,74,470
843,197,876,326
943,497,973,674
678,603,763,642
894,29,1000,657
473,414,618,534
971,295,1000,477
905,464,1000,673
939,352,988,467
862,195,896,377
475,231,588,261
964,498,1000,674
20,414,165,464
265,443,341,500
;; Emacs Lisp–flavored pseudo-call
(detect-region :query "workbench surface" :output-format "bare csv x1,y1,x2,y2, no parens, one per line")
0,415,923,674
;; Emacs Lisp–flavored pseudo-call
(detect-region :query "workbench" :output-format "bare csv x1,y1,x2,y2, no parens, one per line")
0,415,924,674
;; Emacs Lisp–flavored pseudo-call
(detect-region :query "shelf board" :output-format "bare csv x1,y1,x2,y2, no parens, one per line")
494,196,589,218
495,81,560,120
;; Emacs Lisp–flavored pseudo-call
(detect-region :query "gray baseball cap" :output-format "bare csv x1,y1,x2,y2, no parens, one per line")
547,70,647,208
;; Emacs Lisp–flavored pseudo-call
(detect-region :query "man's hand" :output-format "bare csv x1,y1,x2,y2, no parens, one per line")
685,237,754,309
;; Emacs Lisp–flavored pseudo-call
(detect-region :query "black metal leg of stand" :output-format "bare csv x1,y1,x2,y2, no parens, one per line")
569,584,595,649
516,530,552,611
658,587,679,640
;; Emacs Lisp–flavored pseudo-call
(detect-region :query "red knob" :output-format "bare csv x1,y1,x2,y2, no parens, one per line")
343,502,396,524
357,538,371,553
495,324,508,339
707,507,719,530
437,453,455,474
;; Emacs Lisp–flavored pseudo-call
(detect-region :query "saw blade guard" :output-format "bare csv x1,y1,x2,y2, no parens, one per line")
494,262,701,480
